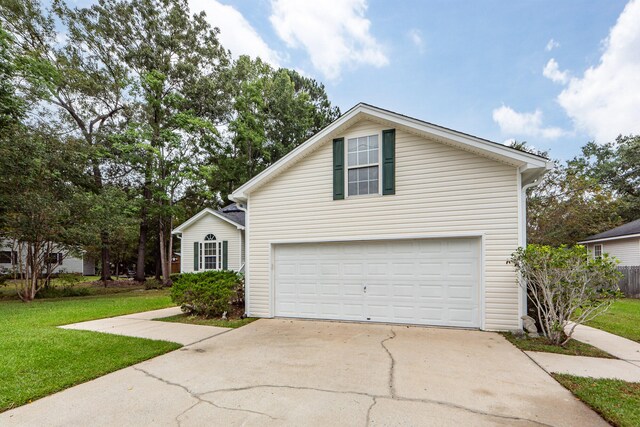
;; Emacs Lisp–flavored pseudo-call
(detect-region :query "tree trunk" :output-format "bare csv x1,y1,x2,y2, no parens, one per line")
135,162,152,283
100,231,111,283
159,219,170,285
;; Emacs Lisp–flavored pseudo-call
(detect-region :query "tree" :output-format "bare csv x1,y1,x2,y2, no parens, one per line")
81,0,230,284
0,0,130,282
510,245,622,346
0,125,92,301
510,141,625,246
527,166,623,246
206,56,341,203
567,136,640,223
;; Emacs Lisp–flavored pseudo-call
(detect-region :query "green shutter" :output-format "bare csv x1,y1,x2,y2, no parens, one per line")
382,129,396,195
193,242,199,271
222,240,228,270
333,138,345,200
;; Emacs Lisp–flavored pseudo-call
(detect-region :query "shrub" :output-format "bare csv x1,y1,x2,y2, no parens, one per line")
36,286,94,299
144,278,164,290
510,244,622,346
170,270,243,317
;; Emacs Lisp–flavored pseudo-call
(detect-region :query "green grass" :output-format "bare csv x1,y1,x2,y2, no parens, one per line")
586,299,640,342
0,291,179,412
501,332,615,358
158,313,258,329
554,374,640,427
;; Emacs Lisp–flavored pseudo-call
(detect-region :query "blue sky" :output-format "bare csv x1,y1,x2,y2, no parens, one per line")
72,0,640,160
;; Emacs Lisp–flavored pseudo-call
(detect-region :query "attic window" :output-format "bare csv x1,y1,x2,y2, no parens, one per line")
347,135,379,196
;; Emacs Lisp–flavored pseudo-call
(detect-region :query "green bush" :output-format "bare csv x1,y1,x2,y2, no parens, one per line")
37,286,94,299
510,244,622,345
170,270,243,317
143,278,164,290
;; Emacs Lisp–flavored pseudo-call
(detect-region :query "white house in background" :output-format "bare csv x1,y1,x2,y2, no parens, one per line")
579,219,640,266
0,241,95,275
172,204,245,273
230,103,552,331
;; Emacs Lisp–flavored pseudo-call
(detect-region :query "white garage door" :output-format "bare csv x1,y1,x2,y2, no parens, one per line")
274,238,481,328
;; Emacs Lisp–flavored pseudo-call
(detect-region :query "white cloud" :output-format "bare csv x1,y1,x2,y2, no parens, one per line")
556,0,640,142
407,29,425,53
545,38,560,51
269,0,388,80
189,0,281,66
542,58,570,84
492,106,567,139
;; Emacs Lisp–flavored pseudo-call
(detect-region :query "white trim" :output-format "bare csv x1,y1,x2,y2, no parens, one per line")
231,103,550,201
173,208,245,233
269,232,486,245
345,131,382,198
244,201,251,316
578,233,640,244
593,243,604,259
267,232,486,329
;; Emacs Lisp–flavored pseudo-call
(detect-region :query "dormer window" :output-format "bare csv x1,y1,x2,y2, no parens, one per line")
347,135,379,196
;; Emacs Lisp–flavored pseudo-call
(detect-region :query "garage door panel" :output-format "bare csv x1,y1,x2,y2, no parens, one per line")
274,238,480,328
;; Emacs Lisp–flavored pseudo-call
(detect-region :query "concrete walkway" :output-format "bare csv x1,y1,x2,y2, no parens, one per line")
526,323,640,381
60,307,230,346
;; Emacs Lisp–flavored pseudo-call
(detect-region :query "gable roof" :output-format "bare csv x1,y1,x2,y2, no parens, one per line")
173,205,245,234
578,219,640,244
230,103,552,201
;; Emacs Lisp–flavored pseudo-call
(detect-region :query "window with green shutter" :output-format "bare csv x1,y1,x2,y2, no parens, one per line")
193,242,199,271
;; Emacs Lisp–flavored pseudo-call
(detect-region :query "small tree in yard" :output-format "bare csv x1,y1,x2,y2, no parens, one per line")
510,245,622,346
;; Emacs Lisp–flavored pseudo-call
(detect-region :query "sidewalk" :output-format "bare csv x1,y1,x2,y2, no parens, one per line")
526,323,640,381
59,307,230,345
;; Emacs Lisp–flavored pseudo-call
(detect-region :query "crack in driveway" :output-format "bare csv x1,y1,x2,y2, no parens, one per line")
380,329,397,398
133,367,278,424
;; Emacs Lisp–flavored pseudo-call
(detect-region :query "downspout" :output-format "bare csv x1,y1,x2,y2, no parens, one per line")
517,163,551,329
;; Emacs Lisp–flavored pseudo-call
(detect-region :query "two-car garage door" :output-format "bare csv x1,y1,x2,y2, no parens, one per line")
274,237,481,328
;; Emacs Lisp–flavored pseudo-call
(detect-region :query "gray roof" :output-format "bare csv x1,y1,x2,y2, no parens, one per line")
581,219,640,242
218,203,245,227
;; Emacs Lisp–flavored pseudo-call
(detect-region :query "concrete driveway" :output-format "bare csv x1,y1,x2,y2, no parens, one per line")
1,319,606,426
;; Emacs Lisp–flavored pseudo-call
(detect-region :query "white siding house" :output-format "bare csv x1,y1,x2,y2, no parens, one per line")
173,205,245,273
0,241,95,275
579,219,640,266
231,104,551,331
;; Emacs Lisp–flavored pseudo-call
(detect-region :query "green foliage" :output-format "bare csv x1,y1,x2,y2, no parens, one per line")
170,270,243,317
510,244,622,345
568,136,640,223
524,135,639,246
37,285,94,299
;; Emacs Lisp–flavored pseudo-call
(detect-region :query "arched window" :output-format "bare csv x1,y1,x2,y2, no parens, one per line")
202,234,221,270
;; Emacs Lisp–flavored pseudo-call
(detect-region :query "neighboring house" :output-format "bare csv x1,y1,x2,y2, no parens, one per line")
173,204,245,273
578,219,640,266
230,103,551,331
0,241,95,275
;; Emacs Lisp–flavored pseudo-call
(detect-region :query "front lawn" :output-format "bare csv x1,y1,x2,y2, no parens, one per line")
158,313,258,329
554,374,640,427
501,332,615,358
586,299,640,342
0,291,179,412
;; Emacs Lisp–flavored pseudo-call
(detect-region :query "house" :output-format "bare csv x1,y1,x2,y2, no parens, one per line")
230,103,551,331
0,241,95,275
172,204,245,273
578,219,640,266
